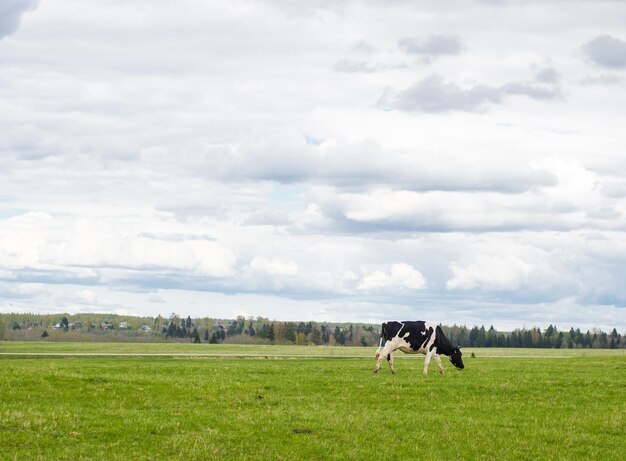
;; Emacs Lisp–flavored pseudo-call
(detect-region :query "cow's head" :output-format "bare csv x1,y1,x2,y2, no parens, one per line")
449,347,464,370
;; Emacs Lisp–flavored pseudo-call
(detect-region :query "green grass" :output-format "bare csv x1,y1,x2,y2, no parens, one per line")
2,341,624,357
0,347,624,460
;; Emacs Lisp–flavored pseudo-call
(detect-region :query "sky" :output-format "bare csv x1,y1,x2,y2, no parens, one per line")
1,0,625,331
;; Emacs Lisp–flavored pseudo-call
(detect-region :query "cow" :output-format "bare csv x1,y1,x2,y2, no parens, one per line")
374,321,464,375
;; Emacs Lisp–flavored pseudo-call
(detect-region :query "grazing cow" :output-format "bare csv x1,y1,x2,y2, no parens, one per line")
374,321,464,375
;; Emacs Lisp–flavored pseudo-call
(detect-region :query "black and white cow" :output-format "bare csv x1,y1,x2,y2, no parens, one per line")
374,321,464,375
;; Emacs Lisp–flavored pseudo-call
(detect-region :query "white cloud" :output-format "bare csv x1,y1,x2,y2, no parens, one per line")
318,180,621,233
148,293,165,303
249,257,298,277
398,35,463,56
447,256,533,291
0,212,237,282
358,264,426,291
74,289,98,305
1,282,48,298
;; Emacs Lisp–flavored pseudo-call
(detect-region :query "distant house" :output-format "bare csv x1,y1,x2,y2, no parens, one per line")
140,324,152,332
53,322,62,329
68,321,81,330
119,321,129,330
101,321,113,330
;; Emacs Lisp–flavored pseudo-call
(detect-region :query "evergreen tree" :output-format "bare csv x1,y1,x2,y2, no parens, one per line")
321,324,329,344
486,326,497,347
469,327,479,346
475,326,486,347
166,322,177,338
285,324,296,343
334,326,346,345
258,323,270,339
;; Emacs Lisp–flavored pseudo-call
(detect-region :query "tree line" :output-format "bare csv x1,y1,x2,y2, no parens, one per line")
160,315,378,346
441,324,624,349
0,313,624,349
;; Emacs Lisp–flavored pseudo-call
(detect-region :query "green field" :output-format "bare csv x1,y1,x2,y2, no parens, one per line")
2,341,625,357
1,344,624,460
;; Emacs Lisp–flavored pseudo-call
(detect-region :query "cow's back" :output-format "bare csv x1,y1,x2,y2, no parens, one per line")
381,320,431,340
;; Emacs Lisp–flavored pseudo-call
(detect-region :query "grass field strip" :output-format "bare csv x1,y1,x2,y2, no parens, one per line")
0,352,369,358
1,351,615,359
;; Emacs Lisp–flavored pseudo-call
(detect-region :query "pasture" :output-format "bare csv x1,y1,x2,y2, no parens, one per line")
1,343,624,460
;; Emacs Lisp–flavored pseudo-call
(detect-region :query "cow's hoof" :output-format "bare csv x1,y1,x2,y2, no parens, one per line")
373,369,379,375
439,369,445,375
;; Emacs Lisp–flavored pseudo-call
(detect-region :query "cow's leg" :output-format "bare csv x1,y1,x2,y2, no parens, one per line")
433,353,445,375
374,343,396,374
387,351,397,375
423,349,433,375
374,336,384,361
375,346,383,361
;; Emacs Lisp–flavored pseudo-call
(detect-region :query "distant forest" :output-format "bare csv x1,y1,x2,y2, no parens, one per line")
1,313,624,349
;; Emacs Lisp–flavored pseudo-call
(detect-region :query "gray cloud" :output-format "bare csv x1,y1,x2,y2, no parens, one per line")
534,67,560,83
380,70,561,112
380,75,502,112
502,81,560,100
0,0,39,39
582,35,626,69
0,124,61,160
312,191,583,235
193,135,556,194
398,35,463,56
579,74,626,85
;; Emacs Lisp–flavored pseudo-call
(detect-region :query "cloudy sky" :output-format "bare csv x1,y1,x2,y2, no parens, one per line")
1,0,625,331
